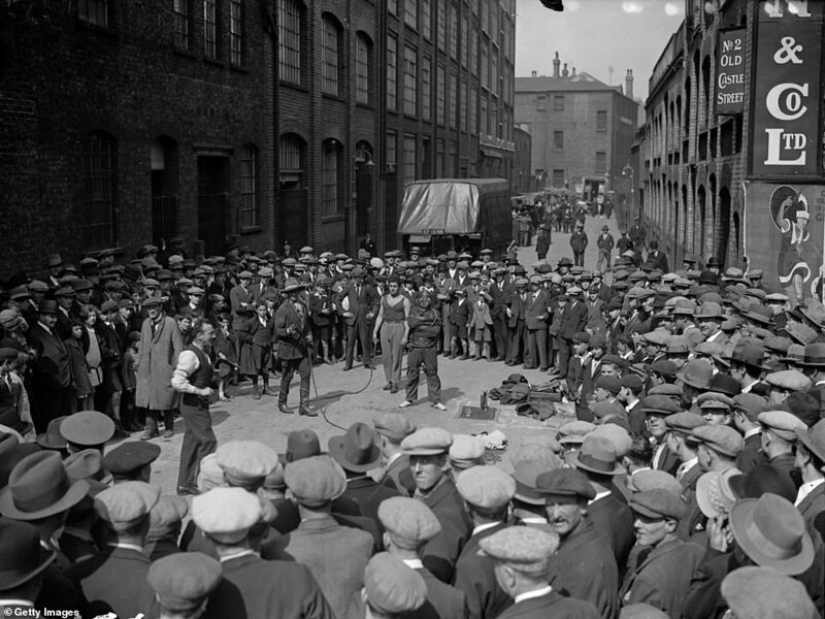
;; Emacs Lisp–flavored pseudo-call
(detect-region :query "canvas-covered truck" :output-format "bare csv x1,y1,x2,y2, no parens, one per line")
398,178,512,258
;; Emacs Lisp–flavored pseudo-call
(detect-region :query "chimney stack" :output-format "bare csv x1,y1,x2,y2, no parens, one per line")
531,70,537,78
562,63,569,77
553,52,560,78
626,69,634,99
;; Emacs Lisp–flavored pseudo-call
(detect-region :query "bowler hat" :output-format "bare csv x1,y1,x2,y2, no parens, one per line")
725,340,765,369
328,422,381,473
38,299,59,315
0,451,89,520
0,520,56,591
798,343,825,367
281,429,322,464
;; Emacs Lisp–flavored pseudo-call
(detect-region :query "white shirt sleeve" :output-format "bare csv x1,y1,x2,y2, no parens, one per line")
171,350,202,394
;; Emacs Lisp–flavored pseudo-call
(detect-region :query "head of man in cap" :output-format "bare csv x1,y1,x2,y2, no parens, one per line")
534,468,596,542
400,428,453,495
455,465,515,540
359,552,427,619
628,488,688,551
216,441,279,492
191,486,264,551
721,566,817,619
147,552,222,619
93,481,160,554
378,497,442,561
692,425,744,474
794,420,825,494
0,520,56,608
757,411,806,479
103,441,161,483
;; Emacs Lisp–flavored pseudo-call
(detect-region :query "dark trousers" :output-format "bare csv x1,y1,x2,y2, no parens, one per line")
527,328,548,369
280,356,311,405
177,396,217,491
33,384,72,433
507,321,526,363
345,318,372,367
406,347,442,403
493,314,508,359
573,251,585,267
557,336,573,376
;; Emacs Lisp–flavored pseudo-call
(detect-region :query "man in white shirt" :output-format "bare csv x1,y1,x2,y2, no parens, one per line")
794,420,825,530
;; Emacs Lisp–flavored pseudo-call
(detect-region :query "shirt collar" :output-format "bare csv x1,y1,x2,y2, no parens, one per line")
514,586,553,604
385,452,403,468
219,549,258,563
744,427,761,439
402,558,424,569
588,490,612,505
107,542,144,553
796,478,825,507
472,521,503,537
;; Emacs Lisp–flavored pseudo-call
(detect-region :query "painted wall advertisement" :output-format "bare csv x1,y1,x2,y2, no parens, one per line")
744,182,825,304
751,1,823,177
715,29,745,115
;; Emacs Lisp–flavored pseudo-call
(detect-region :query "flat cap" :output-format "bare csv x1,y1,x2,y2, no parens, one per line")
449,434,485,469
629,488,687,520
557,420,596,444
365,553,427,615
765,369,811,392
640,395,681,416
665,412,707,433
595,375,622,395
625,470,682,497
192,487,262,543
284,455,346,507
721,566,818,619
591,400,626,420
697,392,734,410
104,442,161,478
147,552,222,611
378,497,441,548
620,604,669,619
142,296,164,308
401,427,453,456
60,411,115,447
535,468,596,499
590,424,633,458
374,413,416,442
691,425,744,457
478,526,559,572
732,393,769,415
148,495,190,533
456,465,516,510
757,410,807,441
95,481,160,529
216,441,279,487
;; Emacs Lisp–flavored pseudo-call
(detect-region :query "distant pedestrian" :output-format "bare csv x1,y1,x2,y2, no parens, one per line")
596,226,615,272
570,223,589,268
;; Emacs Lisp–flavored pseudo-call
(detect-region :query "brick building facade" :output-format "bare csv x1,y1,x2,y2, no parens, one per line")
514,53,639,199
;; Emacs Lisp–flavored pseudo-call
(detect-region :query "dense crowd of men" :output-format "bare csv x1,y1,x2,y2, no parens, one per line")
1,224,825,618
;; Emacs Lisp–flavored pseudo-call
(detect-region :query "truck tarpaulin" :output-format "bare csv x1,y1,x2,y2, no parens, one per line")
398,180,482,235
743,181,825,304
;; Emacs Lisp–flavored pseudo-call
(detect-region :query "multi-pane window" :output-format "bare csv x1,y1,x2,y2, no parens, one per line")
81,132,116,250
448,73,457,128
554,95,564,111
356,34,371,104
536,96,546,110
480,0,488,33
480,43,488,90
173,0,191,49
491,103,499,137
321,16,340,95
322,141,339,214
596,110,608,132
595,151,607,174
230,0,244,65
449,5,457,59
422,57,432,121
389,0,397,14
436,64,446,125
79,0,108,26
204,0,218,59
460,80,467,132
387,131,397,166
403,46,417,116
422,0,432,40
490,50,498,95
437,0,446,51
460,15,468,67
435,139,445,176
387,34,398,110
403,135,417,184
240,145,259,227
554,130,563,150
469,27,477,73
280,134,303,173
490,1,498,39
469,85,477,133
279,0,302,84
405,0,418,29
480,95,488,135
552,169,565,188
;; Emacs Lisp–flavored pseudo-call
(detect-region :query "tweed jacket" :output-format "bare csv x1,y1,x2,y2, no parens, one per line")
495,590,601,619
454,522,512,619
419,477,472,584
134,315,183,410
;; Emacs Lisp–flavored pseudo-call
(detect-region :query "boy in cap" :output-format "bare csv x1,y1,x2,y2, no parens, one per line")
377,497,468,619
479,526,600,619
454,466,516,619
620,489,703,619
194,487,335,619
147,552,222,619
401,428,471,583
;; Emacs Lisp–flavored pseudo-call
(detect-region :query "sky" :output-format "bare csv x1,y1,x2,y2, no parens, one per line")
515,0,687,100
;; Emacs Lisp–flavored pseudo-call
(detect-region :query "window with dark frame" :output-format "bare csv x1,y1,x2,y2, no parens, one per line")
278,0,302,84
387,34,398,110
79,0,109,27
422,0,432,40
230,0,244,65
204,0,218,59
553,130,563,150
422,56,432,121
596,110,607,132
436,63,445,125
595,151,607,174
173,0,191,49
240,144,259,228
81,132,116,250
321,16,340,95
322,140,340,214
553,94,564,111
552,169,564,187
356,34,371,105
405,0,418,30
403,45,417,116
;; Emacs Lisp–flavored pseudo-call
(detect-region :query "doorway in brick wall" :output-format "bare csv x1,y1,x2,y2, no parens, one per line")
151,137,179,253
197,156,229,256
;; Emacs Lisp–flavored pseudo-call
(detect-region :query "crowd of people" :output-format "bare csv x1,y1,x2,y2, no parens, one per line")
1,223,825,618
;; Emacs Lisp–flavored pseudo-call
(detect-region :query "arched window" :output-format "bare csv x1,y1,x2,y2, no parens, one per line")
280,133,305,186
355,33,372,105
321,15,342,95
240,144,259,228
81,131,117,249
279,0,304,84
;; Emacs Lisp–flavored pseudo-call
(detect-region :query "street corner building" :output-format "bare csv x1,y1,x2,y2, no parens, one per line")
639,0,825,304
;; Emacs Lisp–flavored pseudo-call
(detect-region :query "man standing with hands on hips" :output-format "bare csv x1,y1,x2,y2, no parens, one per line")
171,318,218,496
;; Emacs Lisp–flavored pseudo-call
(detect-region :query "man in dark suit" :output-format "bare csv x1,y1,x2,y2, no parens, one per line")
339,268,378,370
478,526,601,619
27,300,73,432
274,281,315,416
378,497,469,619
646,240,669,273
374,413,416,496
194,486,336,619
489,268,513,361
557,287,588,376
731,393,768,474
65,482,159,619
228,270,258,331
525,277,549,371
505,279,529,366
400,428,471,584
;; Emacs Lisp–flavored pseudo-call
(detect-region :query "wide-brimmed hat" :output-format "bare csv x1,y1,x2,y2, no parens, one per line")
35,416,69,450
696,468,740,519
282,279,307,294
797,343,825,368
328,422,381,473
569,435,624,476
676,358,713,390
729,493,814,576
796,419,825,464
725,340,765,369
0,520,56,591
0,451,89,520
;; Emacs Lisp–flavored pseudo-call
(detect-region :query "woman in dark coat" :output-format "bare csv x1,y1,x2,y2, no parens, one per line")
237,302,274,399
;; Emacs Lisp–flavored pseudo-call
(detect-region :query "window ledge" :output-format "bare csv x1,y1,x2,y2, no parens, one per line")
321,213,345,223
240,225,263,234
230,64,249,74
174,47,199,60
322,93,346,103
76,20,120,38
356,102,374,111
204,56,226,68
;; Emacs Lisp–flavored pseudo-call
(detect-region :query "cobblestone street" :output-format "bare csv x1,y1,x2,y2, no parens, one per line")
148,213,620,493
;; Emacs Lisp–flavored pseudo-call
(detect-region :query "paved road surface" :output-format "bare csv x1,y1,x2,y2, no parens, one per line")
146,213,620,493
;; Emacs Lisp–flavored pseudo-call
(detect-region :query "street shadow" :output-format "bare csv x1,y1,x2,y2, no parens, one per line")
210,409,230,427
442,387,466,401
